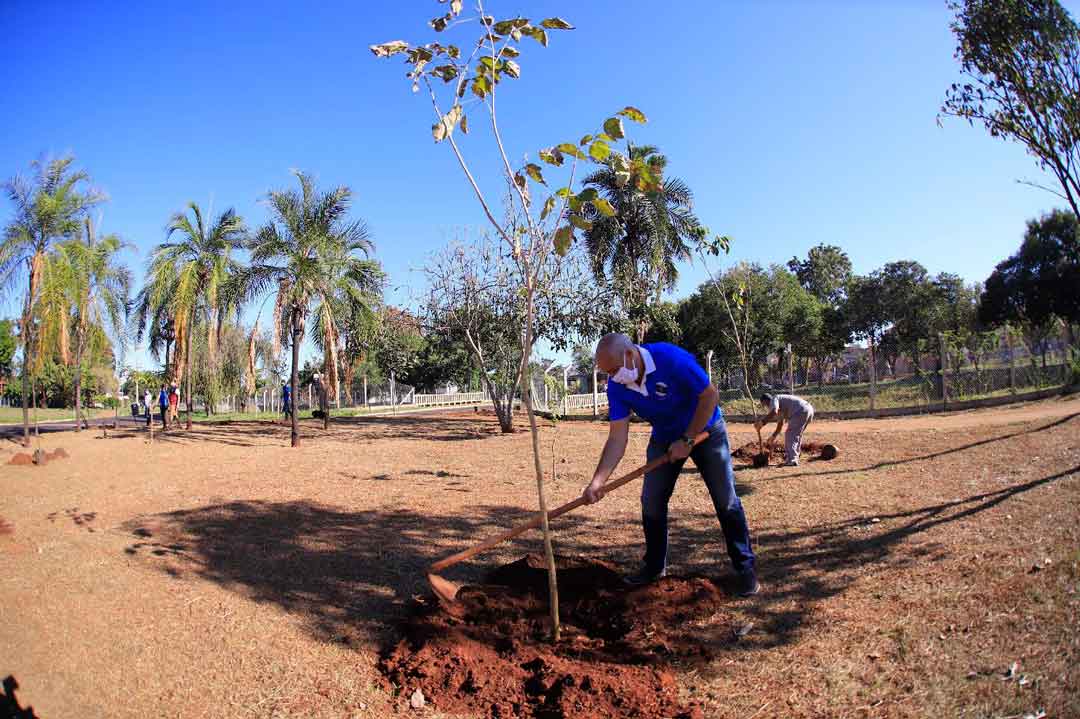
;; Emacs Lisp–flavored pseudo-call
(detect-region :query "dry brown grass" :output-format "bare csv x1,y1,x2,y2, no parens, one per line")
1,397,1079,718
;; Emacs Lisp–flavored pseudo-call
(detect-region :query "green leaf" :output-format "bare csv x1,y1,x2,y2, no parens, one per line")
524,163,546,185
611,154,632,187
430,14,451,32
524,26,549,47
555,187,573,198
588,140,611,162
538,148,564,166
555,143,588,160
493,18,529,35
500,45,520,58
540,17,575,30
447,45,461,59
579,134,593,146
541,195,556,221
370,40,409,58
603,117,625,140
569,214,592,231
617,106,648,123
479,56,496,69
459,113,468,134
554,226,573,256
471,75,491,98
576,188,598,203
432,65,459,83
503,59,521,78
592,197,616,217
593,133,614,143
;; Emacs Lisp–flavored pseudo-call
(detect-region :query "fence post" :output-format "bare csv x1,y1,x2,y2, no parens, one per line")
869,341,877,413
706,350,713,385
1005,324,1016,395
390,371,396,414
939,332,949,410
592,365,598,418
786,343,794,393
363,375,369,407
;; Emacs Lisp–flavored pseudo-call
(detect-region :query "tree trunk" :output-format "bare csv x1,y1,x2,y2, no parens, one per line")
19,255,40,447
322,381,329,430
185,311,194,429
73,336,84,432
291,311,301,448
520,281,560,642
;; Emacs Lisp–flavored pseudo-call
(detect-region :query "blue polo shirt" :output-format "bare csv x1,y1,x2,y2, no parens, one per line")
607,342,721,444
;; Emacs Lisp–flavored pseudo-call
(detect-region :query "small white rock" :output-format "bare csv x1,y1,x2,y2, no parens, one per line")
410,688,426,710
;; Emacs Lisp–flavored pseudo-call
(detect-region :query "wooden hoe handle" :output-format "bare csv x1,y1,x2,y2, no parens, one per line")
428,430,710,573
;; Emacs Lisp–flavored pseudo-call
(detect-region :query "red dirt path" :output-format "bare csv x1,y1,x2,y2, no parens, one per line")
380,553,738,718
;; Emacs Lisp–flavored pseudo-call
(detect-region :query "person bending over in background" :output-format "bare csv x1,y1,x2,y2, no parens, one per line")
755,393,815,467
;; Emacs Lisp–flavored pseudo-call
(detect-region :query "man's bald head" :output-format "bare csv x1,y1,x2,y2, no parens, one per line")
595,333,636,375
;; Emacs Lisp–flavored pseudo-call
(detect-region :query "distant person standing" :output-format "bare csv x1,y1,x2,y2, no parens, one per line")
281,382,292,421
168,383,180,425
143,388,153,427
755,393,815,466
158,385,170,429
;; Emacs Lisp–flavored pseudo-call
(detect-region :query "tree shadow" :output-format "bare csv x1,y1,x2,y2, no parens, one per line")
0,676,39,719
773,412,1080,482
140,413,514,449
117,452,1079,668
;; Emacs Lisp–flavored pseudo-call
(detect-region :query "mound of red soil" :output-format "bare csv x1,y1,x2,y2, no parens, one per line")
48,447,69,460
7,453,33,466
381,554,737,718
0,517,12,536
732,441,831,462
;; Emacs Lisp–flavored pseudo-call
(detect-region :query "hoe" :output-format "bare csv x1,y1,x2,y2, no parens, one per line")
428,430,710,603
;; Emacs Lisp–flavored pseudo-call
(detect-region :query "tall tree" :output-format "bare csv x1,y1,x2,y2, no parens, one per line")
980,209,1080,353
844,273,891,379
941,0,1080,217
237,170,381,443
0,156,104,444
133,202,247,428
787,244,853,383
581,145,702,343
879,260,937,373
56,218,132,428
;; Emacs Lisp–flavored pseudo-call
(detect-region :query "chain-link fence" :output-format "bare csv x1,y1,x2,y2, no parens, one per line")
707,331,1074,417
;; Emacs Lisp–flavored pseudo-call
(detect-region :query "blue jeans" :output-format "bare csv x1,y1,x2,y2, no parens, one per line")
641,420,756,576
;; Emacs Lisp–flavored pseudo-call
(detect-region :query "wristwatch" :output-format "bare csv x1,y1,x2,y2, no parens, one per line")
681,434,695,449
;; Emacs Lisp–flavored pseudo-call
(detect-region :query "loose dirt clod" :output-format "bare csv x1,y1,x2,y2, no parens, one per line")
381,554,734,718
7,453,33,466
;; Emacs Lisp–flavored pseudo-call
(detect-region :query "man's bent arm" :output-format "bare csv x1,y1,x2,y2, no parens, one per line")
583,419,629,503
592,418,629,483
682,385,719,440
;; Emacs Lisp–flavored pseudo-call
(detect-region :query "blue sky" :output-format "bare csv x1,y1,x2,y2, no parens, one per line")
3,0,1078,371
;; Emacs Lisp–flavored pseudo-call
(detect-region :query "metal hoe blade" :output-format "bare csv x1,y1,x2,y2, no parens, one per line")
428,572,462,604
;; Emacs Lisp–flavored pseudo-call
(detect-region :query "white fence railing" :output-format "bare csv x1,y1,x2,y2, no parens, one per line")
562,392,608,412
413,391,489,407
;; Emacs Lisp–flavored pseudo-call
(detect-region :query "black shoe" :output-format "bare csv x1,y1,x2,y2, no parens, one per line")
622,566,666,587
736,572,761,597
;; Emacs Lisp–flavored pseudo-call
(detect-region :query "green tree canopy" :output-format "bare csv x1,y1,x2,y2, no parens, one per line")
942,0,1080,217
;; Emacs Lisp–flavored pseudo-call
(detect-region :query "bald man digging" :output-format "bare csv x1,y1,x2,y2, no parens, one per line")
582,333,759,595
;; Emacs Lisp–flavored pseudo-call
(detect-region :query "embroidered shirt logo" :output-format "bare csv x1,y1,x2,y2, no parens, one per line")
655,382,670,398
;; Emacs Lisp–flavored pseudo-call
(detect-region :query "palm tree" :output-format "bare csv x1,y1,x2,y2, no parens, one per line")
581,145,702,343
57,218,132,429
0,156,104,445
133,202,246,429
236,171,382,445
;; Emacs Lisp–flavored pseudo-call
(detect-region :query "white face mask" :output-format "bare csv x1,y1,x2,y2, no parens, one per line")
611,351,638,385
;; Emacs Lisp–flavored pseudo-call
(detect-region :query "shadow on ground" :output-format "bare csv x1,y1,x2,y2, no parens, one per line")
120,448,1078,665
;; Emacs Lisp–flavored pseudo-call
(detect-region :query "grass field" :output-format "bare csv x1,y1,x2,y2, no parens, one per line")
0,406,111,424
1,398,1078,718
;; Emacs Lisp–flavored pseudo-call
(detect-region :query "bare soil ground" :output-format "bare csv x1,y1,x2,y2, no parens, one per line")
1,397,1079,718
